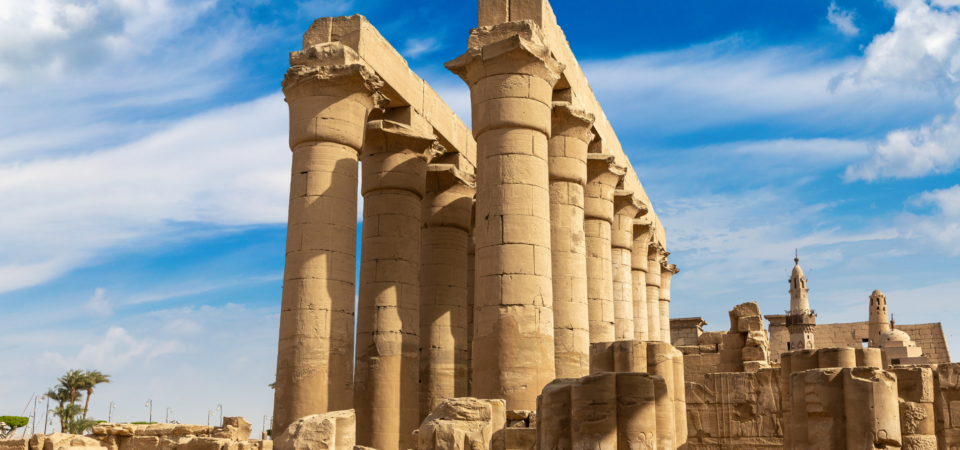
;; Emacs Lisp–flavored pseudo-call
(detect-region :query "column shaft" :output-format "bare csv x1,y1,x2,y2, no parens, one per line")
646,244,664,341
355,120,442,450
548,102,594,378
631,220,653,341
585,154,626,344
611,191,645,342
446,23,564,410
466,200,476,396
660,261,677,342
274,44,386,434
420,165,475,420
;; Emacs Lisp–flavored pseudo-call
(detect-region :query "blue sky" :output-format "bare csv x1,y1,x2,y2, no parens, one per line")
2,0,960,432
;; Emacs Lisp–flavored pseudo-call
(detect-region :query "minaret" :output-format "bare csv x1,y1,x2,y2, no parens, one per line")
785,252,816,350
868,290,891,347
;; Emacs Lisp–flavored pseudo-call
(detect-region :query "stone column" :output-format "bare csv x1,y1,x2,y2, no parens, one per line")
446,22,564,410
611,191,645,342
274,42,387,434
572,373,617,450
585,154,626,344
466,199,476,395
616,373,658,450
548,102,595,379
354,120,443,450
646,243,664,342
671,347,687,450
660,260,678,342
646,342,675,450
420,164,476,420
631,220,653,341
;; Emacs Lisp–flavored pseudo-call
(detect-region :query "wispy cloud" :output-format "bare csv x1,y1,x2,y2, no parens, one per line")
0,95,290,294
85,288,114,316
402,38,439,58
827,2,860,37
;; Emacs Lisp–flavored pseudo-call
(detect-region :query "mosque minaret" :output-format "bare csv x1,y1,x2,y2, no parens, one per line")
786,252,817,350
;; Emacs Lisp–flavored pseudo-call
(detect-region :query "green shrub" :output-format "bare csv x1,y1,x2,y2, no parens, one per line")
129,422,157,425
0,416,29,438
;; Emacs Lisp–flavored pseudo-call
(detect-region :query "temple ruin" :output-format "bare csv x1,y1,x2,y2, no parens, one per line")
259,1,957,450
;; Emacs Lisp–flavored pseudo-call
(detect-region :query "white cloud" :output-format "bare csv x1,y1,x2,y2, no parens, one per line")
897,185,960,254
0,95,291,294
403,38,438,59
844,104,960,180
38,326,184,371
0,0,217,84
85,288,113,316
828,2,860,37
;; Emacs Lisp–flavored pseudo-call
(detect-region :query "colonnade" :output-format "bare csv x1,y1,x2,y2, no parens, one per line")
273,18,679,450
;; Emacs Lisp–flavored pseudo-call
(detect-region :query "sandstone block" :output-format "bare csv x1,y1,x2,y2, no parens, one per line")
745,331,766,347
419,398,496,450
122,436,160,450
143,424,177,437
892,367,935,403
505,410,531,421
698,344,718,354
698,332,723,347
0,440,28,450
275,410,356,450
743,361,770,373
43,434,104,450
677,345,700,355
504,429,535,450
178,438,229,450
222,418,253,441
506,421,525,429
173,426,214,437
30,435,45,450
737,315,763,332
719,348,741,364
721,333,744,350
731,302,761,319
742,346,767,362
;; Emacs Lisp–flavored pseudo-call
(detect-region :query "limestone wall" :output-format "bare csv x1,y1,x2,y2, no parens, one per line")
766,321,951,365
685,370,784,450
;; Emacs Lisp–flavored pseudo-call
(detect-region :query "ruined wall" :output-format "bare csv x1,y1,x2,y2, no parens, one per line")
685,370,784,450
766,321,950,365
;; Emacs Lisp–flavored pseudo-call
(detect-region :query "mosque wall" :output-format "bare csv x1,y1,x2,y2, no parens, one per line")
766,321,950,365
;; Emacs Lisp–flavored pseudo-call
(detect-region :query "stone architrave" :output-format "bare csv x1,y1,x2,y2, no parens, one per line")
420,164,477,420
547,102,595,379
446,21,564,411
354,119,444,450
646,243,665,342
660,260,678,341
631,220,653,341
584,154,626,344
611,191,646,342
274,41,388,433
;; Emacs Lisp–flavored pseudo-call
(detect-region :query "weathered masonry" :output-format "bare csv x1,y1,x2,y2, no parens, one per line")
272,1,680,450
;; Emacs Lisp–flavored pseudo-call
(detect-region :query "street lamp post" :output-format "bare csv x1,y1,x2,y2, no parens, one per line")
216,405,222,427
166,407,173,424
145,400,153,424
262,416,272,440
208,411,214,426
31,396,41,434
108,402,116,423
43,396,50,435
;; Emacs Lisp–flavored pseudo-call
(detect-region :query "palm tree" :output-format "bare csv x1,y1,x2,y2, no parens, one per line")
80,370,111,419
45,386,76,430
57,369,86,404
54,403,97,434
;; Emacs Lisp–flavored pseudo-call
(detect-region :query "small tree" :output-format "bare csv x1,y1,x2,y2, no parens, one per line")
54,404,97,435
0,416,28,438
46,386,78,431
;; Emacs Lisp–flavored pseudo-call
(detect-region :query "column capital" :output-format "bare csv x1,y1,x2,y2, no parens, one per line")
283,43,389,109
633,218,655,237
362,120,445,159
423,164,477,231
361,120,444,198
551,102,595,143
613,190,648,219
661,263,679,275
445,22,565,87
587,154,627,183
647,242,666,261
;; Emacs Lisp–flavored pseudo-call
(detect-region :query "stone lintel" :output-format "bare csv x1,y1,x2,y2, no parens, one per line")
300,15,475,169
670,317,708,329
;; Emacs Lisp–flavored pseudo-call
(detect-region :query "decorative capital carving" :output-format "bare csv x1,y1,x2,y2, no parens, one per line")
586,153,626,186
425,164,477,192
661,262,679,275
363,120,444,162
613,190,649,219
445,22,565,86
282,43,389,112
633,218,655,238
551,102,595,143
